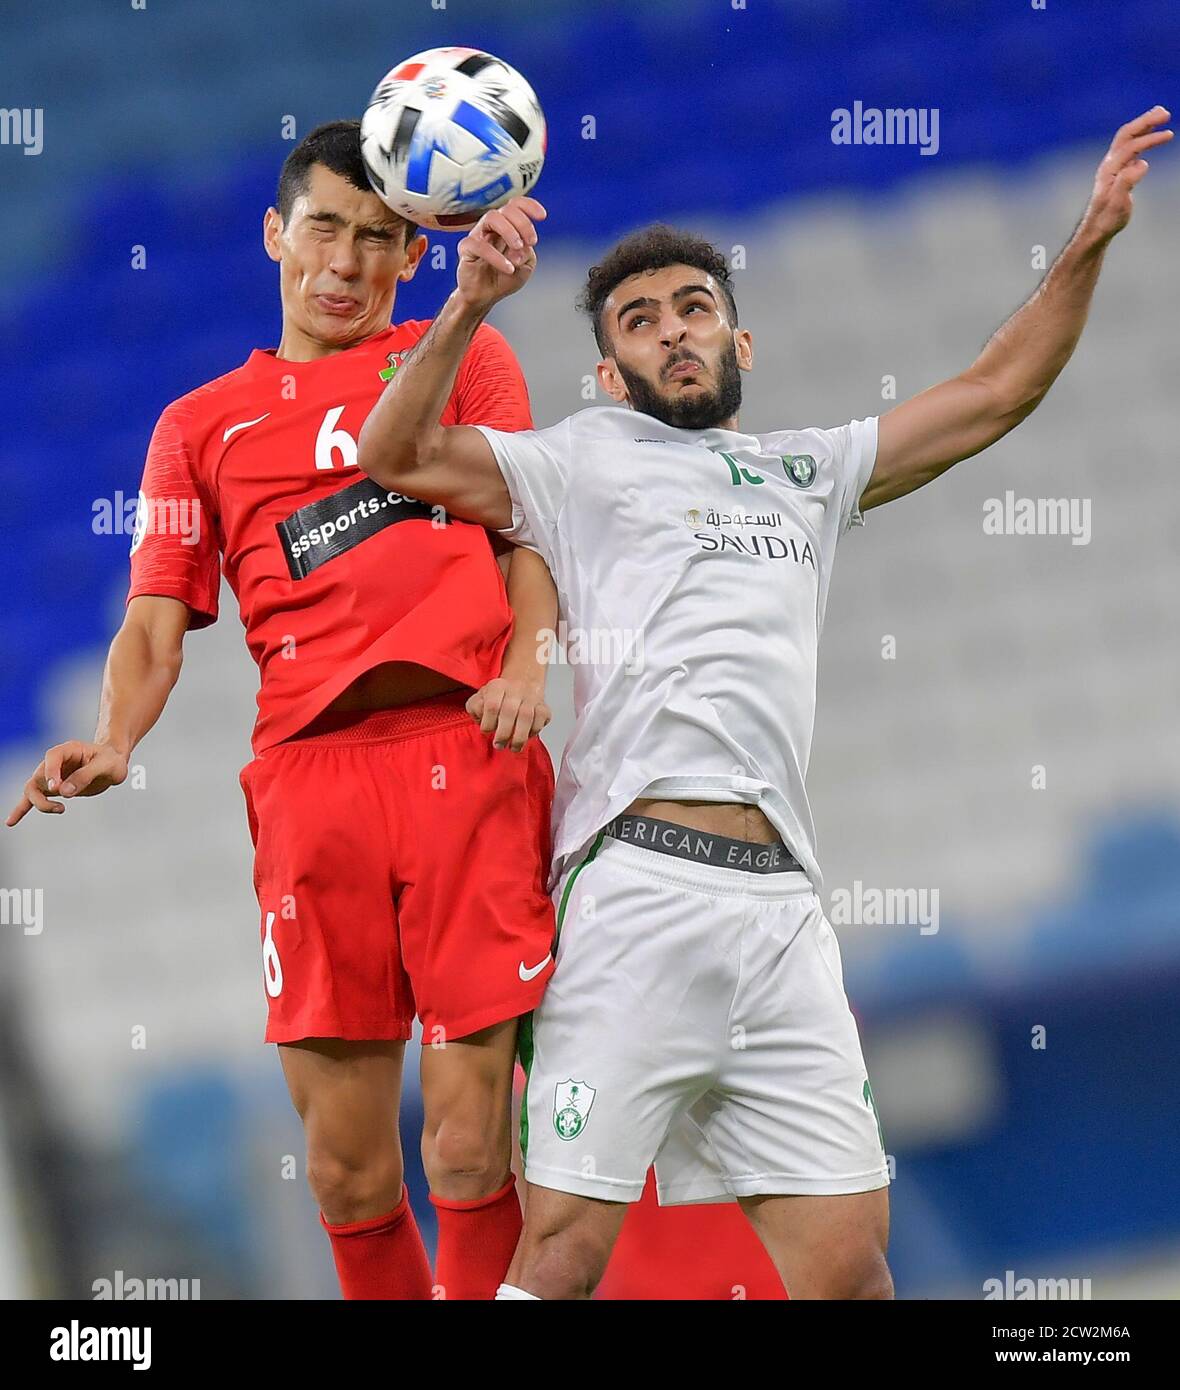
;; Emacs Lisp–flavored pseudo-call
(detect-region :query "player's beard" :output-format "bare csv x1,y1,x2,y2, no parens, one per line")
616,340,744,431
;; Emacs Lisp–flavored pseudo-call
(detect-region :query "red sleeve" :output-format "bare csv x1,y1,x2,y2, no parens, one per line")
445,321,534,431
126,400,221,628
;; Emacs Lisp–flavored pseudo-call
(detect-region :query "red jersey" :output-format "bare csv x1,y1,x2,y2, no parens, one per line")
127,320,531,752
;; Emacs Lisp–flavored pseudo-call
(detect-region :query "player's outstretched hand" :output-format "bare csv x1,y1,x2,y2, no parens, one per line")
6,740,129,826
466,676,552,752
455,196,546,312
1083,106,1172,242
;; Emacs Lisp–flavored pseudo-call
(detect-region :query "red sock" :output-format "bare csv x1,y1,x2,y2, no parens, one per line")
430,1174,523,1300
320,1188,434,1300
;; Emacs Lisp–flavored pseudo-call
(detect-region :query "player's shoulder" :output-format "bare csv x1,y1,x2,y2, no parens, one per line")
565,405,636,437
755,416,876,457
151,362,258,445
521,405,628,450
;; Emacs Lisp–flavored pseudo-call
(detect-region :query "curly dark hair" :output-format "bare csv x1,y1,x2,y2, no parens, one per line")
577,224,738,355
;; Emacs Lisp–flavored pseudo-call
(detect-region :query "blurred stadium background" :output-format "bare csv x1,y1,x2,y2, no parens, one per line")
1,0,1178,1299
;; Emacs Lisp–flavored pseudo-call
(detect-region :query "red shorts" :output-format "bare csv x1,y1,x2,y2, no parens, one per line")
238,691,557,1044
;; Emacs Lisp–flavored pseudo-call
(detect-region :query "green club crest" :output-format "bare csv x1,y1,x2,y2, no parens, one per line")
553,1079,596,1141
378,350,406,382
782,453,817,488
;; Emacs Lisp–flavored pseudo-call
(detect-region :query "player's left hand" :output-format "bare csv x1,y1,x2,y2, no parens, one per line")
466,676,551,751
1082,105,1172,242
455,196,546,311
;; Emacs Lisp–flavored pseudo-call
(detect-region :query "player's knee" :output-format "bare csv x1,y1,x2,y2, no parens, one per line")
306,1144,404,1224
851,1255,894,1301
820,1250,893,1301
784,1244,892,1300
421,1113,509,1192
519,1224,614,1300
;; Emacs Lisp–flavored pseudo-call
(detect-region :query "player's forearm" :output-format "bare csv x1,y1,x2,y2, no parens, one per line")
357,291,489,488
967,225,1109,421
94,621,183,756
500,546,558,693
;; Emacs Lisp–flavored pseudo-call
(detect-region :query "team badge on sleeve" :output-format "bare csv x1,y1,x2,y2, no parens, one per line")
553,1079,596,1140
782,454,817,488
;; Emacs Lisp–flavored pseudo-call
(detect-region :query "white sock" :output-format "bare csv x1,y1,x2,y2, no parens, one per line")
495,1282,541,1300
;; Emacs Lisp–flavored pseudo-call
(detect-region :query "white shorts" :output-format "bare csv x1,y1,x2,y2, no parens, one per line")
520,832,891,1205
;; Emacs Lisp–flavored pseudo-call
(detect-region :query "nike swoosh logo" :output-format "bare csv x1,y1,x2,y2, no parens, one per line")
518,953,552,982
222,413,270,443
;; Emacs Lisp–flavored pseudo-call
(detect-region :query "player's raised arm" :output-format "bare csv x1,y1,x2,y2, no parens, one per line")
356,196,547,528
862,106,1172,513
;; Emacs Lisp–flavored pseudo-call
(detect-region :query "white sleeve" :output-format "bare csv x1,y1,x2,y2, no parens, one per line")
832,415,879,536
471,418,572,559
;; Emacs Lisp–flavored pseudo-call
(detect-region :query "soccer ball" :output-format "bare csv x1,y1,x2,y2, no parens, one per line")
360,46,546,232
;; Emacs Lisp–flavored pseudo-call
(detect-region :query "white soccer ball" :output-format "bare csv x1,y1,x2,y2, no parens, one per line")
360,46,546,232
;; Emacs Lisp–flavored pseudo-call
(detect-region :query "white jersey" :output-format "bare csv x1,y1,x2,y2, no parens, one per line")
474,405,878,893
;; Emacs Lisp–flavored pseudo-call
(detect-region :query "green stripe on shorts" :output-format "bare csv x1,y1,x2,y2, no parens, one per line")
518,828,606,1161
